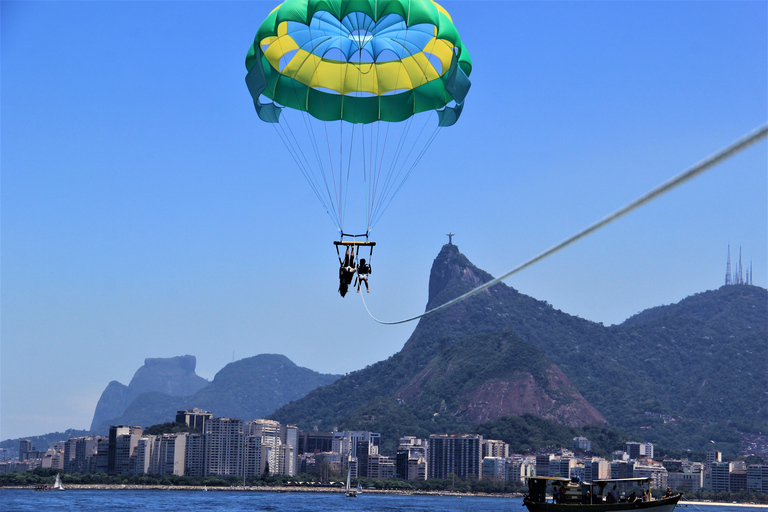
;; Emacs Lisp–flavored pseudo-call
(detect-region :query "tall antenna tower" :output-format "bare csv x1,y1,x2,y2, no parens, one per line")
725,244,732,285
738,246,744,285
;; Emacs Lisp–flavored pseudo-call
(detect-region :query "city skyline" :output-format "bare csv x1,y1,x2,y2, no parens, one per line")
6,410,767,496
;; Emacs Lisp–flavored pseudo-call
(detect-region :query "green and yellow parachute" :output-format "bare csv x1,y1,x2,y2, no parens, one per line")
246,0,472,236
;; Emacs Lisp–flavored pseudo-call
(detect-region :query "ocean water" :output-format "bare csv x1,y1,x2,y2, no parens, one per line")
0,491,764,512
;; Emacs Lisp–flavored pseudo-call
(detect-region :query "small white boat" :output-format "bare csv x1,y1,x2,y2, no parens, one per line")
53,473,65,491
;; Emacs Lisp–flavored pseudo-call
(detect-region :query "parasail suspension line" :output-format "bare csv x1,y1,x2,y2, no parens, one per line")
360,124,768,325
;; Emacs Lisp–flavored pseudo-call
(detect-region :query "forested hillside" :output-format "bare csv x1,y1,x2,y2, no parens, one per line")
271,244,767,455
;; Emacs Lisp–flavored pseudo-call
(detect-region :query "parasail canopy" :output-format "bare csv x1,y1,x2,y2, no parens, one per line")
246,0,472,236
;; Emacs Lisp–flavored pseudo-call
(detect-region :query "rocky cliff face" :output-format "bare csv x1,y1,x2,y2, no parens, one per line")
398,327,607,428
90,355,208,430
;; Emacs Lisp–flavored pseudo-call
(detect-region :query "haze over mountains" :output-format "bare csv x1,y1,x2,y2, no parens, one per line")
5,244,765,458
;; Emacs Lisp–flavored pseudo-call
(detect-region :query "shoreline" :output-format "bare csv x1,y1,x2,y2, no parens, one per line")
679,502,768,508
1,484,765,505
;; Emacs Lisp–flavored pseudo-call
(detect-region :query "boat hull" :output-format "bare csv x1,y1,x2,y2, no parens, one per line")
524,495,681,512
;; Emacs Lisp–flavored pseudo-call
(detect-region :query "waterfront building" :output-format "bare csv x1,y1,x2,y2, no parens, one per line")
377,455,396,479
204,417,244,476
427,434,482,480
710,461,731,492
298,431,334,455
243,435,263,478
625,442,653,460
41,447,64,470
332,431,381,460
482,439,508,459
19,440,33,462
633,462,668,489
92,437,109,474
535,454,554,477
610,459,633,479
108,426,143,475
185,434,205,477
549,456,576,479
281,424,299,476
730,469,747,492
396,437,428,480
278,443,296,477
482,456,506,482
155,433,187,476
314,451,344,478
667,470,703,492
571,464,587,482
747,464,768,492
75,437,99,474
505,458,534,484
134,436,156,475
584,457,610,481
396,450,427,481
247,419,283,476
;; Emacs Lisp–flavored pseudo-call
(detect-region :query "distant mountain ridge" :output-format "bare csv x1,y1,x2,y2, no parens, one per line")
90,354,340,434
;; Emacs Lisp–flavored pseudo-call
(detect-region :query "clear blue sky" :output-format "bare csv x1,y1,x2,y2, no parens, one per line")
2,1,766,441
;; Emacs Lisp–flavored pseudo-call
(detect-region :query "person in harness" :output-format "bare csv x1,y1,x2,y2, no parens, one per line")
338,245,356,297
356,258,371,293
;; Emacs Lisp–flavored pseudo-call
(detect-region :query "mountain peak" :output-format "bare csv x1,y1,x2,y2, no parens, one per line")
427,244,495,309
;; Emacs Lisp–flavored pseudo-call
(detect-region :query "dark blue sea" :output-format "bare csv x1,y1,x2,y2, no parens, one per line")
1,490,764,512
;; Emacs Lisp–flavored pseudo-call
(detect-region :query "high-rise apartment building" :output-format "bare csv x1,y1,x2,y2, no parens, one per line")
154,433,187,476
332,431,381,460
396,437,428,480
535,454,554,477
427,434,482,480
204,417,244,477
134,436,156,475
185,434,205,477
747,464,768,492
19,440,33,462
297,432,334,455
710,462,731,492
624,442,653,460
482,456,506,481
280,424,299,477
107,426,143,475
506,458,534,484
482,439,508,459
584,457,610,481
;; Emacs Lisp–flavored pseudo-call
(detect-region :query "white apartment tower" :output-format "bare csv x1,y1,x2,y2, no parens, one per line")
205,417,244,476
